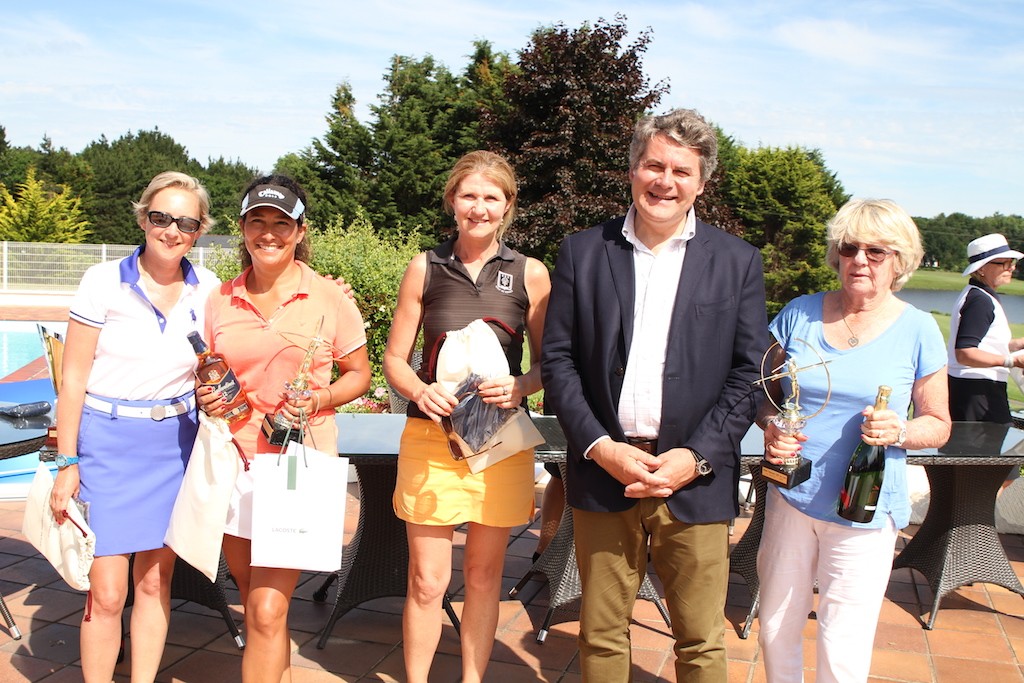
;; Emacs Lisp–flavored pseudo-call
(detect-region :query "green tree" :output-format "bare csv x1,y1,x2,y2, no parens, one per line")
691,128,745,237
80,129,199,244
36,136,95,198
0,166,90,242
726,146,846,315
285,82,374,231
367,54,475,245
198,156,260,232
0,127,42,191
482,16,667,264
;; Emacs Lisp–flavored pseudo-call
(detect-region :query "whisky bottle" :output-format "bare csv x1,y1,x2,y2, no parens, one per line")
187,332,252,424
837,385,892,523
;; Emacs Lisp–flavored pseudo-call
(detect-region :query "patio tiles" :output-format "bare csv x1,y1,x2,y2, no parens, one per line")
1,476,1023,680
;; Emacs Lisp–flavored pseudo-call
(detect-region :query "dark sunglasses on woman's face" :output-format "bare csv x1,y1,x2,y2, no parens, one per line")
837,243,893,263
148,210,201,234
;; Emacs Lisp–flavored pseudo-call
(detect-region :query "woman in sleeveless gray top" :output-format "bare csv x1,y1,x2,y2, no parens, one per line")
383,151,550,683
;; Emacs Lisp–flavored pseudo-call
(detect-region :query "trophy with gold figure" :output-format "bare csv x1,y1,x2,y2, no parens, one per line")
755,339,831,488
262,317,326,447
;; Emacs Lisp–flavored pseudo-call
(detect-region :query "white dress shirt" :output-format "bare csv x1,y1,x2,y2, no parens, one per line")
616,205,696,438
583,206,696,456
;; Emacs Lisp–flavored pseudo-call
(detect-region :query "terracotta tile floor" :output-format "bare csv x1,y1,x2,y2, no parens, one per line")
2,484,1024,682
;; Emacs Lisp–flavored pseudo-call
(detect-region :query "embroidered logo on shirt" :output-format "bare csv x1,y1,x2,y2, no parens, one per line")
496,271,513,294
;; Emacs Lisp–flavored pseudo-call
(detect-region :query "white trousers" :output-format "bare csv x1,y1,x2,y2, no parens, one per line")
757,487,898,683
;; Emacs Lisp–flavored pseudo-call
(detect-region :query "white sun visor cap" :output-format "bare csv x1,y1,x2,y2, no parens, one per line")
240,184,305,220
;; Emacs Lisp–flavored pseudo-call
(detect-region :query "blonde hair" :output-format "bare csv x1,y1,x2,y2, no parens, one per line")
826,198,923,291
442,151,518,240
132,171,215,235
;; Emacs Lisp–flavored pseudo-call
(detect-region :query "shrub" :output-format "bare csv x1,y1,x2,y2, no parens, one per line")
309,211,421,396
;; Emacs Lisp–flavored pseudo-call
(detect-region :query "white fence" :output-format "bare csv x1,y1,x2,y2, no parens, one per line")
0,241,226,294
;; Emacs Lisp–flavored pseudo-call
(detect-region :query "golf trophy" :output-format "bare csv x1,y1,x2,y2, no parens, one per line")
755,339,831,488
262,318,325,447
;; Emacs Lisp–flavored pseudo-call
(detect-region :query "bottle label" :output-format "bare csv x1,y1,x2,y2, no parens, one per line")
205,369,244,403
223,402,250,421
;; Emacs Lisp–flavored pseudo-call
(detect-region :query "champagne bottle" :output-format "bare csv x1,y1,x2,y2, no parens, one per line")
837,385,892,523
187,332,252,424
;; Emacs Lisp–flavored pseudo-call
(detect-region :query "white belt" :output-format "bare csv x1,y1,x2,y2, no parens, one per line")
84,394,196,421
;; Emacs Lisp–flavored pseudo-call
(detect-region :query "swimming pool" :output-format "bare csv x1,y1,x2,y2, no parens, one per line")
0,320,65,377
0,329,43,378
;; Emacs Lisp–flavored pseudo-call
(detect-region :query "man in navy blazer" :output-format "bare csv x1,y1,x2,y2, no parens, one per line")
542,109,768,682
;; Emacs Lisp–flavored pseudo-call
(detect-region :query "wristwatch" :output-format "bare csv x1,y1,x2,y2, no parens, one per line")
692,451,713,477
894,421,908,448
55,454,79,469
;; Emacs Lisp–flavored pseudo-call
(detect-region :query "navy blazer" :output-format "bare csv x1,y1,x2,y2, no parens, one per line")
541,216,769,523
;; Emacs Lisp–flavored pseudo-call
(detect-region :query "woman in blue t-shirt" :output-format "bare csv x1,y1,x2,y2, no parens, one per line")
756,199,951,683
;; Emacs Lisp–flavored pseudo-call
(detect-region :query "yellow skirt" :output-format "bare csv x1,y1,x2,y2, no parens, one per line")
393,417,535,527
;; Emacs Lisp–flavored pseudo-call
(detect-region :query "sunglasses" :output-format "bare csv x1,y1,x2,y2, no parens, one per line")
440,416,468,461
837,243,894,263
148,210,201,234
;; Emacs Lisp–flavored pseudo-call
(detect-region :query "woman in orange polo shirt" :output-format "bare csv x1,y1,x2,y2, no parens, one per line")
199,175,370,683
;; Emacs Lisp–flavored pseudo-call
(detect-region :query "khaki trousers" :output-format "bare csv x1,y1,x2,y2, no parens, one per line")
574,500,729,683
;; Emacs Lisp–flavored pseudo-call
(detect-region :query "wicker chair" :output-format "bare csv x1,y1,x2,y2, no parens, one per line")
508,463,672,643
386,350,422,414
727,464,768,639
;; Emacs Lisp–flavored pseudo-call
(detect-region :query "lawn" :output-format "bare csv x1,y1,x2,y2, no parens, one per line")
908,268,1024,296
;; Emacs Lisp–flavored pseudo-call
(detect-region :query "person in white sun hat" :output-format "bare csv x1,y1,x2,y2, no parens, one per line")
948,233,1024,423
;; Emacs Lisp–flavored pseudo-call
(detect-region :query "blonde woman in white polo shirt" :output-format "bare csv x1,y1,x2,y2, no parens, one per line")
49,172,220,683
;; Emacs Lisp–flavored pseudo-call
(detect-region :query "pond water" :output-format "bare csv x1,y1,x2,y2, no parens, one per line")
898,288,1024,322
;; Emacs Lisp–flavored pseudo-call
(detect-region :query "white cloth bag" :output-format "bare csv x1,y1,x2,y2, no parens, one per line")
250,441,348,572
22,462,95,591
431,318,543,472
164,413,241,582
434,318,511,394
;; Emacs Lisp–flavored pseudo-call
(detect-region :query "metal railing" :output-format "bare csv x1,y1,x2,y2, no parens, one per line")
0,241,227,294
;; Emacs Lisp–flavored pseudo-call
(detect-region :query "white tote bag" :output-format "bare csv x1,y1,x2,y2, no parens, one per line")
250,441,348,572
22,463,95,591
164,413,242,582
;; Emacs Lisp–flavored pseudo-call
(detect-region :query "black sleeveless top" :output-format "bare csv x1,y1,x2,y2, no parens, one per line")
409,238,530,419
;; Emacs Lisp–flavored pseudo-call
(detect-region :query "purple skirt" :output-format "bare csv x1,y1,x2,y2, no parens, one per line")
77,392,198,556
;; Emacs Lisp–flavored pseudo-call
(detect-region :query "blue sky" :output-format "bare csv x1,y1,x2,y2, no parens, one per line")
1,1,1021,218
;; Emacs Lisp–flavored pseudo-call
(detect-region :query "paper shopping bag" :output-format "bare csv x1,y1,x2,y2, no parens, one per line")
164,413,242,582
458,407,544,474
22,463,95,591
250,441,348,572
